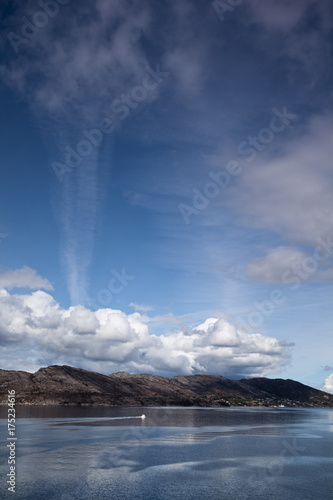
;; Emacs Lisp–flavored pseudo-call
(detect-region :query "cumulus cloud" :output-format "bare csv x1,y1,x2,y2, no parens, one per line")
0,287,292,378
323,373,333,394
0,266,53,291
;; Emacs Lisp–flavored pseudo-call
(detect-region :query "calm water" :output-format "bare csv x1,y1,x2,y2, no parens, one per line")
0,406,332,499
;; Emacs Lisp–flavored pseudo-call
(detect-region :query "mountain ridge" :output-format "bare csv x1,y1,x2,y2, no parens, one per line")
0,365,332,407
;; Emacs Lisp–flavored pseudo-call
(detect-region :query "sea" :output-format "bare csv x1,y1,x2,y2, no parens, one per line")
0,406,332,499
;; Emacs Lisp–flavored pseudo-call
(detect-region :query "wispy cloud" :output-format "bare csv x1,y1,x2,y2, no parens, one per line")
246,244,333,284
244,0,332,85
0,1,160,305
228,115,332,240
129,303,153,312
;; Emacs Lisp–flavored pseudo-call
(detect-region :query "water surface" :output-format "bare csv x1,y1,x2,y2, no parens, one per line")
0,406,332,499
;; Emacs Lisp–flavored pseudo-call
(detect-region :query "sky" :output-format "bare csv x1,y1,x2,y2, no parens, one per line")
0,0,332,392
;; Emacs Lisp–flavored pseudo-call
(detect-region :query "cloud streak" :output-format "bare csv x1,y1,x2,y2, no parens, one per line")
0,0,160,305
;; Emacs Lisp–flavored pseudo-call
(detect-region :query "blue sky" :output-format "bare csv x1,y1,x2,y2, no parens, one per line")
0,0,332,391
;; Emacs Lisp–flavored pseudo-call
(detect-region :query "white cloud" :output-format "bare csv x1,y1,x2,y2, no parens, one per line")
0,266,53,291
323,373,333,394
0,288,292,378
129,303,153,312
194,318,241,347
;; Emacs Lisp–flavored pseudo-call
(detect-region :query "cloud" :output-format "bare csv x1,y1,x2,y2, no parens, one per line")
244,0,332,84
2,0,152,110
165,47,204,97
123,191,150,207
0,266,53,291
246,245,333,284
245,247,308,283
224,113,333,263
0,1,155,306
129,303,153,312
0,287,292,378
323,373,333,394
246,0,315,31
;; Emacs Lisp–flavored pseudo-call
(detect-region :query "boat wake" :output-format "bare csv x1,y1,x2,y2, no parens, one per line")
52,415,147,426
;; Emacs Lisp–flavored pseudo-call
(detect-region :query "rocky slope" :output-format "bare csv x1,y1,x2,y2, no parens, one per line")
0,365,332,407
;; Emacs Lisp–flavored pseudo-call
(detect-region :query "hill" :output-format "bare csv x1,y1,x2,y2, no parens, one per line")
0,365,332,407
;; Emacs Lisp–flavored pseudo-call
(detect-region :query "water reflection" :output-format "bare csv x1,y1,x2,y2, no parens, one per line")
0,407,332,500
